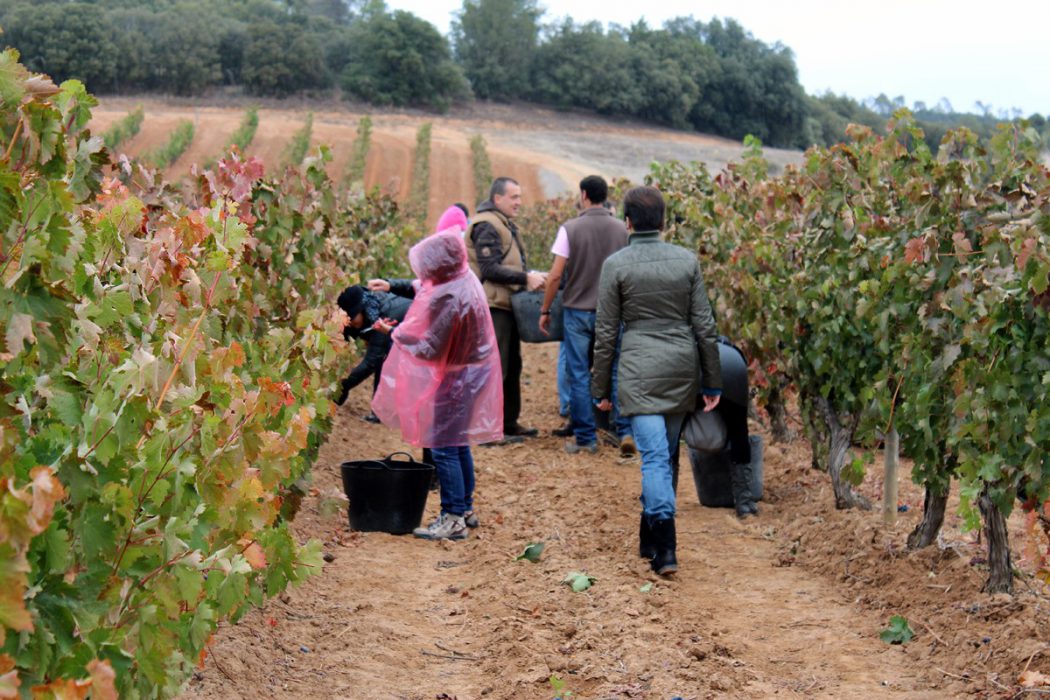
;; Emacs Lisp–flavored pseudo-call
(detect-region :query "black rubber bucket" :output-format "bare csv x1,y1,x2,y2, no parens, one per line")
340,452,435,534
688,435,764,508
511,290,563,343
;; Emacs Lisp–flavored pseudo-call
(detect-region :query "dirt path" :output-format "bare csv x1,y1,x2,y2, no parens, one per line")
177,341,1050,700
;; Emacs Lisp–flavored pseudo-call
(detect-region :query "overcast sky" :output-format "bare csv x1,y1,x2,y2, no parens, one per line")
383,0,1050,117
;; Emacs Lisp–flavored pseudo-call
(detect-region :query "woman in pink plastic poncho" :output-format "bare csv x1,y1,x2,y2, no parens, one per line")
371,224,503,541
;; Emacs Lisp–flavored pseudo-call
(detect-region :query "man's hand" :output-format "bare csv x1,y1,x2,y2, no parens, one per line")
372,318,398,334
367,279,390,292
595,398,612,412
526,271,547,291
539,312,551,336
702,394,721,412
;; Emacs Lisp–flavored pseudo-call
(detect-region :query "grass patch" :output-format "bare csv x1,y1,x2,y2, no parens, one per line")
470,133,492,207
408,122,431,223
102,106,144,150
282,112,314,167
145,118,194,169
344,115,372,186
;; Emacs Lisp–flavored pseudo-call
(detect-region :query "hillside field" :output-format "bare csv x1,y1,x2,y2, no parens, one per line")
88,98,803,228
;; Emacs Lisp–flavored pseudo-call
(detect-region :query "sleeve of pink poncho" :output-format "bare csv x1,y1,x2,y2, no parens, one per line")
371,234,503,448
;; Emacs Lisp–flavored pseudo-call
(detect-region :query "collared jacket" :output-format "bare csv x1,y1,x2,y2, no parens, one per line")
591,230,722,416
466,200,527,311
341,291,412,391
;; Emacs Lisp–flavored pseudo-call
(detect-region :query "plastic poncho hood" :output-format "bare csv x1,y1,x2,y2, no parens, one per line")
371,231,504,447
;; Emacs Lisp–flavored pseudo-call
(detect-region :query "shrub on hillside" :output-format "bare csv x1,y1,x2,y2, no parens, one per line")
340,10,470,112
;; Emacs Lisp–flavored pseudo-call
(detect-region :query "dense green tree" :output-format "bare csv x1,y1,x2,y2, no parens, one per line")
242,21,329,96
342,10,469,110
1,3,121,91
148,8,223,95
452,0,541,100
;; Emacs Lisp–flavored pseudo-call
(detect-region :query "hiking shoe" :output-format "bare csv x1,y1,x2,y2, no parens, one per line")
619,435,637,458
463,510,479,528
551,420,574,437
565,441,598,455
413,513,468,540
505,423,539,438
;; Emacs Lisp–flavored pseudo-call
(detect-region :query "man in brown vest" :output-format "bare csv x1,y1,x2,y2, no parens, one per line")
467,177,547,441
539,175,631,455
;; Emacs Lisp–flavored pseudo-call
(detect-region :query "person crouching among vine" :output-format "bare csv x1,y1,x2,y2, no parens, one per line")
371,227,504,540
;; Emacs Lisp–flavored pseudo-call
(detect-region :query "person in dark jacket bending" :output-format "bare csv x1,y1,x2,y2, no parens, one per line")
335,285,412,410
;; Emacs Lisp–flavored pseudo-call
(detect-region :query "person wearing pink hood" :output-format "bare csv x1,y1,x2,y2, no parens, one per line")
371,215,503,540
367,204,469,297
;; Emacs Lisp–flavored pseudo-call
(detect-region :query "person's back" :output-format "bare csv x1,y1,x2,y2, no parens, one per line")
591,185,721,577
560,208,628,311
600,238,708,417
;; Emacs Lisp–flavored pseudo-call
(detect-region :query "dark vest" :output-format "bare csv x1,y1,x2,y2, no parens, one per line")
561,208,628,310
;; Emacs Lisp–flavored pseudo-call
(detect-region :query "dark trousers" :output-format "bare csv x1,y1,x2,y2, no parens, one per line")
490,307,522,430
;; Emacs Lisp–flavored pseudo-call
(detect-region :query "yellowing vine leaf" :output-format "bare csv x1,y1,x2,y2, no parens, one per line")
4,314,35,357
239,540,267,570
26,467,65,536
0,655,20,699
86,660,117,700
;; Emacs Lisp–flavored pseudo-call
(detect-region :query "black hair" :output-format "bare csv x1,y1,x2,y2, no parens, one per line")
489,177,519,201
579,175,608,205
454,202,469,217
623,186,665,231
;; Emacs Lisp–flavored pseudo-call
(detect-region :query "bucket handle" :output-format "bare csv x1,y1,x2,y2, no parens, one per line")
385,451,418,465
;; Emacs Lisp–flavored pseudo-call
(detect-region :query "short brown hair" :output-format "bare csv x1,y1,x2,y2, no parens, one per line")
623,186,665,231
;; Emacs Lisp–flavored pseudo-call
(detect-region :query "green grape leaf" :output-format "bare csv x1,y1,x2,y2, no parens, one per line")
515,542,544,563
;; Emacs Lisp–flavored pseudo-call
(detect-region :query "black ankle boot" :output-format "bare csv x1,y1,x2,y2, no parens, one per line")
639,513,656,560
649,517,678,575
731,460,758,518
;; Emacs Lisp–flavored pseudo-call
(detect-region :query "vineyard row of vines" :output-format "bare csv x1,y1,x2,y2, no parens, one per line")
651,121,1050,594
1,51,411,698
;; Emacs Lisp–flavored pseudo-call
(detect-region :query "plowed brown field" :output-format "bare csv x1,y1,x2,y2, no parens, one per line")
88,99,802,229
177,341,1050,700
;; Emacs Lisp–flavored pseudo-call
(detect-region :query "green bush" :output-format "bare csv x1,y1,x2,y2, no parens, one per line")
282,112,313,167
470,134,492,207
145,118,194,168
407,122,431,222
101,105,144,150
344,115,372,185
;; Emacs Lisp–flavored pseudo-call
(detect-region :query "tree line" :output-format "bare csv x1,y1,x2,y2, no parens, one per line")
0,0,1045,149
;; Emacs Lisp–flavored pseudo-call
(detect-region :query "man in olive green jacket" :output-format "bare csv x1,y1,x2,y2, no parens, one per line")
592,185,722,576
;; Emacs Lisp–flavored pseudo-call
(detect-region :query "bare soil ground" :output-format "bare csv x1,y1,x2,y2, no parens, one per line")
88,99,801,230
180,342,1050,700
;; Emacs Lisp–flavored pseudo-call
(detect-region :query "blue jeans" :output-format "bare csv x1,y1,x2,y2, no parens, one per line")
430,446,475,516
630,413,686,521
563,308,598,445
557,342,570,417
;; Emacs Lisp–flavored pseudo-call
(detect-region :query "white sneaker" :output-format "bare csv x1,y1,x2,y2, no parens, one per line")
413,513,468,540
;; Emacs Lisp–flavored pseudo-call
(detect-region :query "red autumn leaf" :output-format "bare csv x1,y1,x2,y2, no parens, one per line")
1018,237,1038,270
904,237,925,264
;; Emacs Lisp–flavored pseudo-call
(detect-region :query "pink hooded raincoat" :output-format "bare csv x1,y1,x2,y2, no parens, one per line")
371,230,504,447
